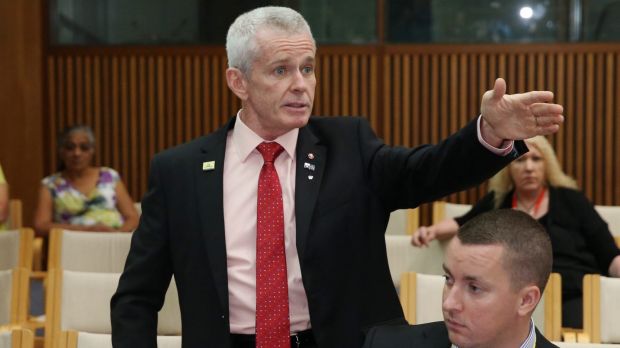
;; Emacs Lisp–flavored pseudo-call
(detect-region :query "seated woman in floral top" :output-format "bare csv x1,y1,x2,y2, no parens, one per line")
34,125,139,235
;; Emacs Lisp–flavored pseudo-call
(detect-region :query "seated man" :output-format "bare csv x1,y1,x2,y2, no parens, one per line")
363,209,558,348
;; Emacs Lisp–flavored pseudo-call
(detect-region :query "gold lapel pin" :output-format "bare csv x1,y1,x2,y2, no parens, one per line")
202,161,216,171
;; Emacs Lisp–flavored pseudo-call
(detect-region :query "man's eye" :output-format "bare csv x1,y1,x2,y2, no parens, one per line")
469,284,481,293
302,66,314,74
275,67,286,75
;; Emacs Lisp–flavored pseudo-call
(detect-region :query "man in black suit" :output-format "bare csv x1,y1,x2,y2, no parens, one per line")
363,209,559,348
110,6,564,348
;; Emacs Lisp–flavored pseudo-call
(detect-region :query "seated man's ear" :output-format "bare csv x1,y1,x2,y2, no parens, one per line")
517,285,541,317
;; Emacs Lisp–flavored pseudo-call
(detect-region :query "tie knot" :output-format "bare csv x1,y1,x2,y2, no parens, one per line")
257,142,284,163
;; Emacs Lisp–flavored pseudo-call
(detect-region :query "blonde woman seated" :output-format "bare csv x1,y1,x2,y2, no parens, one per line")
34,125,139,235
411,136,620,328
0,162,8,230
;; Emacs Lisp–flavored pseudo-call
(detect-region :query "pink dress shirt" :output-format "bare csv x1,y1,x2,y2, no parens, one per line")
224,113,310,334
223,112,511,334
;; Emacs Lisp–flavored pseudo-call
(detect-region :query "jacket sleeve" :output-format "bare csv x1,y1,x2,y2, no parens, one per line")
111,155,174,348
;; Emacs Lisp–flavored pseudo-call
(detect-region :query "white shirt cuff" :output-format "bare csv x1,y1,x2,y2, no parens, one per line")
477,115,514,156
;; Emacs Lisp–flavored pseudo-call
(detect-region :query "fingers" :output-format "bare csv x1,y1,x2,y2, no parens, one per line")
491,78,506,101
519,90,555,105
411,226,436,247
535,114,565,127
530,103,564,115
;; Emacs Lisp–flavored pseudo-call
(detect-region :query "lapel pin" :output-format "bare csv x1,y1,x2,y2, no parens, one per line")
303,162,316,171
308,175,314,180
307,153,315,160
202,161,216,171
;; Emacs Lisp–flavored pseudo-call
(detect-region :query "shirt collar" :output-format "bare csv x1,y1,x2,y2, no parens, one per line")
451,319,536,348
231,109,299,162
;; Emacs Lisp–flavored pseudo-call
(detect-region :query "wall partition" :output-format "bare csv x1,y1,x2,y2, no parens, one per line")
45,43,620,224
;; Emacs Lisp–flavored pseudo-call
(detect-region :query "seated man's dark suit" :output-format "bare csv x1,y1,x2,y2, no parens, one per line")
362,322,559,348
111,116,525,348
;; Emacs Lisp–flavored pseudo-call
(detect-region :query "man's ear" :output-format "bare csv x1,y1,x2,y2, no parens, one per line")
226,68,248,100
517,285,541,317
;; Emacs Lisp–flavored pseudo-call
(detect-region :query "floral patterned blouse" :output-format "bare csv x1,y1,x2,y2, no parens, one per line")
42,167,123,229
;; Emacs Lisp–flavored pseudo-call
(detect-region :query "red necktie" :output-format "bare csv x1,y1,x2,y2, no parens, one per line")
255,142,289,348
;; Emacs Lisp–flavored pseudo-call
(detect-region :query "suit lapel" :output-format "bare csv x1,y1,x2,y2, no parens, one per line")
195,117,235,315
295,125,326,259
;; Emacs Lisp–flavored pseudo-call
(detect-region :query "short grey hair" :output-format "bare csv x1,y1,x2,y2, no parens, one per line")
226,6,315,74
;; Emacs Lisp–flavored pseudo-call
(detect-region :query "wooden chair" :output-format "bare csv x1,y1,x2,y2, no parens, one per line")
48,229,133,273
0,328,34,348
0,229,34,271
583,274,620,344
0,268,30,327
399,272,562,341
45,270,180,348
385,235,445,290
594,205,620,239
56,331,181,348
7,199,23,229
399,272,445,325
432,201,472,223
385,208,419,235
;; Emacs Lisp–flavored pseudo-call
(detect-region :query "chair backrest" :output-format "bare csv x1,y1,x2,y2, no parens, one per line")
385,235,445,290
594,205,620,237
432,201,472,223
531,272,562,341
554,343,620,348
57,331,182,348
6,199,23,229
583,274,620,344
399,272,445,324
385,208,419,235
45,270,181,348
0,328,34,348
0,229,33,271
48,229,132,272
134,202,142,216
0,268,30,326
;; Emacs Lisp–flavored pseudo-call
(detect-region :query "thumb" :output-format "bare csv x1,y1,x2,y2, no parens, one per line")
491,78,506,101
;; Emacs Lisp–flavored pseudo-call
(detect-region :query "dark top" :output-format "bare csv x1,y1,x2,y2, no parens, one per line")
362,321,559,348
455,186,620,299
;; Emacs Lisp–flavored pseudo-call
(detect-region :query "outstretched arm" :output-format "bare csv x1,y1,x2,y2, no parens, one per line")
480,78,564,147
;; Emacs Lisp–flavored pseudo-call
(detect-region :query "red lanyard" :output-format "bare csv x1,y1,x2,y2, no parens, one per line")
512,187,546,216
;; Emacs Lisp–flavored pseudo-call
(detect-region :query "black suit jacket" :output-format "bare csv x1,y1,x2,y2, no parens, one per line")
362,321,559,348
111,116,525,348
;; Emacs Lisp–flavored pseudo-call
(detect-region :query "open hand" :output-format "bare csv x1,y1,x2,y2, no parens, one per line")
480,78,564,142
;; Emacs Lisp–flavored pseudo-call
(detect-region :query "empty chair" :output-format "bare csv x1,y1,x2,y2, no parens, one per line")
385,208,419,235
0,328,34,348
385,235,445,290
399,272,445,325
45,270,180,348
399,271,562,341
432,201,472,223
583,274,620,344
554,343,620,348
56,331,181,348
48,229,133,272
0,229,33,271
0,268,30,326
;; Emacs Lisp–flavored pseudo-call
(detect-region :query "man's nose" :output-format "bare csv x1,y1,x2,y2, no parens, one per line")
290,70,308,92
442,286,463,313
